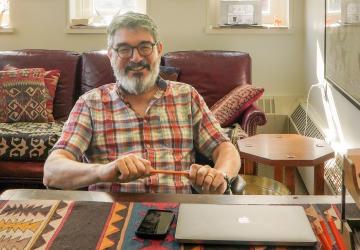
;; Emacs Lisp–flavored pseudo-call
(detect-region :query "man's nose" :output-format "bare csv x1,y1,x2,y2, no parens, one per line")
130,48,144,62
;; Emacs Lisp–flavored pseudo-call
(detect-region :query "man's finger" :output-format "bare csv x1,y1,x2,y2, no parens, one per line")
138,157,152,166
195,165,209,187
124,157,138,179
202,174,214,193
117,159,129,181
214,181,227,194
132,156,147,176
189,164,201,180
137,157,154,175
210,172,226,192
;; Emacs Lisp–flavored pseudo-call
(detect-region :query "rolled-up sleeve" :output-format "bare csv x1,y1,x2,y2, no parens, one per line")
191,88,229,159
52,97,93,161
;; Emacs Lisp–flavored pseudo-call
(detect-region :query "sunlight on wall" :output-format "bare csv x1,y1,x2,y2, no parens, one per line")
315,41,347,155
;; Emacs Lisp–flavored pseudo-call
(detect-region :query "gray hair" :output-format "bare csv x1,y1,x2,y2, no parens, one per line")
107,12,159,48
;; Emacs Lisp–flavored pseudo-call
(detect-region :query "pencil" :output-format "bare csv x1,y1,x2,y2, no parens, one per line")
326,215,346,250
314,224,332,250
150,170,190,176
320,219,332,247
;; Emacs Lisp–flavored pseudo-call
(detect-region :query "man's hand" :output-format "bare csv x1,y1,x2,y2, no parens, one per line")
97,154,154,183
188,164,227,194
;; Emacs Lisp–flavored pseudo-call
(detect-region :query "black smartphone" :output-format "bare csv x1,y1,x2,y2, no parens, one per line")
135,209,175,239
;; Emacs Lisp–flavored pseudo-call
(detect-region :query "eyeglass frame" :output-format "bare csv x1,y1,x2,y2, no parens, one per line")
112,41,159,59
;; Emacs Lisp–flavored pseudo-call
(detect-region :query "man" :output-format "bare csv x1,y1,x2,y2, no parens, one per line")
43,12,240,194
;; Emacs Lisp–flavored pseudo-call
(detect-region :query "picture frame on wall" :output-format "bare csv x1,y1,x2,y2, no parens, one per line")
325,0,360,110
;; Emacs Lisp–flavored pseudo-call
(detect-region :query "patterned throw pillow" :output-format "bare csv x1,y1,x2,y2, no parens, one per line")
0,68,48,123
159,66,180,81
3,65,60,121
210,84,264,127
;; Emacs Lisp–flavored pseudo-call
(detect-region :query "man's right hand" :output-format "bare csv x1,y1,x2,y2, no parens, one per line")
97,154,154,183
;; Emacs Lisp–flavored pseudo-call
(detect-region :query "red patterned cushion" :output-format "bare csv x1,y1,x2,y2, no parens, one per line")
0,68,48,122
210,84,264,127
42,70,60,121
3,65,60,121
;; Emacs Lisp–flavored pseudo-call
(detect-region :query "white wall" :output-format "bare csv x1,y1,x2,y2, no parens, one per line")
304,0,360,150
0,0,305,98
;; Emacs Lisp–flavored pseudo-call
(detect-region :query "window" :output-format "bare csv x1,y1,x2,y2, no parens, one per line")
327,0,341,14
207,0,291,31
0,0,9,28
262,0,271,15
68,0,146,29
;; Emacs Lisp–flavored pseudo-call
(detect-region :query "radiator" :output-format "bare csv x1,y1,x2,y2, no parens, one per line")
289,104,342,195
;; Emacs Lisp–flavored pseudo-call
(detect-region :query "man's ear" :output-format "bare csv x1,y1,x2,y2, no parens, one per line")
107,48,113,60
156,41,163,56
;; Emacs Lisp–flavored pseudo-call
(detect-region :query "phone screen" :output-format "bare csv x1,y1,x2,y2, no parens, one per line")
136,209,175,238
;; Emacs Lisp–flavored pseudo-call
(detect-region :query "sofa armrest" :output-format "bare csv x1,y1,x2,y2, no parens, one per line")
240,104,266,136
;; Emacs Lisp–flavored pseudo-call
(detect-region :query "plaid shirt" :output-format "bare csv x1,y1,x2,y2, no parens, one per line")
53,79,229,193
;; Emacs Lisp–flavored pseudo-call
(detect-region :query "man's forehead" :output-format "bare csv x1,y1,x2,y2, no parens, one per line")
113,27,155,45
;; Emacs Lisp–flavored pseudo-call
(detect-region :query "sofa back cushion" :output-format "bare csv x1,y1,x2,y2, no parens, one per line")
0,50,81,120
162,50,251,107
81,51,115,95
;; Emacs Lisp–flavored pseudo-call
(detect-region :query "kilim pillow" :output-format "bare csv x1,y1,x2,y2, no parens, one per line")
210,84,264,127
159,66,180,81
0,68,48,123
3,65,60,121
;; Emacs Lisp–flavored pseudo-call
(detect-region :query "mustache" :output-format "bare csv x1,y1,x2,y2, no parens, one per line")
125,60,151,73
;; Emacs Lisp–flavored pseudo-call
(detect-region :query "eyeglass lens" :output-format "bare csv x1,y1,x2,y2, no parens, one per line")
116,42,155,58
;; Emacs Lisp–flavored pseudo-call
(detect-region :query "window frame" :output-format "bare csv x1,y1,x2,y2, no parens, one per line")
66,0,147,34
206,0,293,34
327,0,341,14
261,0,271,15
0,0,13,32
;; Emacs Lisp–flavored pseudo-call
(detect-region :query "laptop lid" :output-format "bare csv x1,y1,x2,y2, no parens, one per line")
175,204,317,246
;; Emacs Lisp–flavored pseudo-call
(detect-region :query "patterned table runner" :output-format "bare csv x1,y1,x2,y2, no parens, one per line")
0,199,358,250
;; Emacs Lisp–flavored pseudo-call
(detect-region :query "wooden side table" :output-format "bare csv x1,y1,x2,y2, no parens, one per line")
237,134,334,195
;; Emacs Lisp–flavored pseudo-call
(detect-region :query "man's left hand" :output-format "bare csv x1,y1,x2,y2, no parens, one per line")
189,164,227,194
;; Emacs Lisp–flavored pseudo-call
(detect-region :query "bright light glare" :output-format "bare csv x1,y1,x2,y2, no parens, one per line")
315,41,347,155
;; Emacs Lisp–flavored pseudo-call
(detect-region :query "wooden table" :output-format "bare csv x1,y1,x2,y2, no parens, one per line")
0,189,355,249
237,134,334,195
0,188,349,205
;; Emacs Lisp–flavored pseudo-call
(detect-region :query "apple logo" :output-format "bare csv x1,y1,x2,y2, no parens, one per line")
238,216,250,224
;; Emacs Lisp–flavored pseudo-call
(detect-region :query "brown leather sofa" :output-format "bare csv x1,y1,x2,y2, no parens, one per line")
0,49,266,187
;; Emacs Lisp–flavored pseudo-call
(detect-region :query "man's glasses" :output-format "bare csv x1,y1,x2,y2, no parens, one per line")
113,41,158,59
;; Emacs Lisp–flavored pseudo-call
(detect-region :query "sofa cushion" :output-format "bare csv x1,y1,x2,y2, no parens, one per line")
42,70,61,122
210,84,264,127
0,68,49,123
0,50,81,120
3,65,61,122
0,122,63,161
162,51,252,107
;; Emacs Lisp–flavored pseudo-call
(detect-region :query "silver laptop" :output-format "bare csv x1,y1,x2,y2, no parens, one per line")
175,204,317,246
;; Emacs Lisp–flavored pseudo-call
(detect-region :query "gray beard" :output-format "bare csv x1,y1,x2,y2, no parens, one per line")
111,57,160,95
